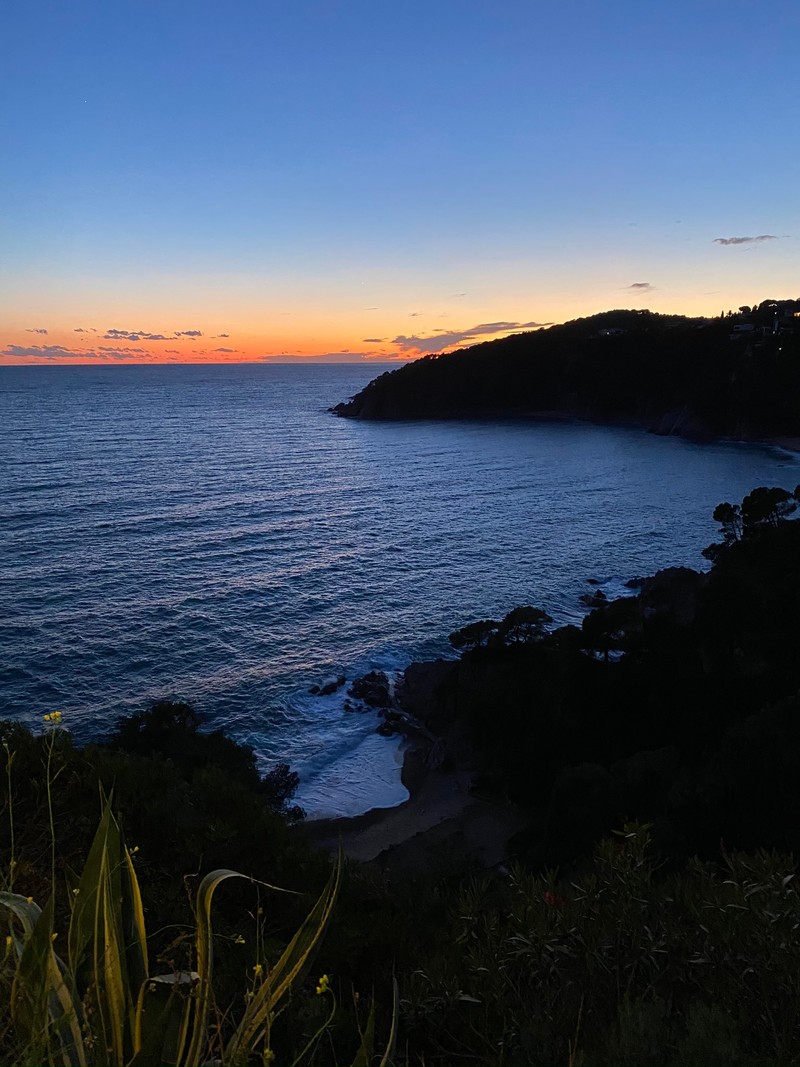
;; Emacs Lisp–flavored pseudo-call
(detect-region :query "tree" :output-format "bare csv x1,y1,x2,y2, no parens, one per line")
449,619,500,652
741,486,797,531
498,605,553,643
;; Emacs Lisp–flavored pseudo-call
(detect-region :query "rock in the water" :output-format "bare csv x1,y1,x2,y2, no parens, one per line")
317,675,346,697
348,670,392,708
625,576,646,589
580,589,608,608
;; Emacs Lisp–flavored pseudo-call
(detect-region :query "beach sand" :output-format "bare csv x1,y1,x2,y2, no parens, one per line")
305,738,526,874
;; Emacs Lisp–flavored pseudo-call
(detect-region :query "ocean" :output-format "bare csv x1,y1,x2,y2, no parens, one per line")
2,362,798,817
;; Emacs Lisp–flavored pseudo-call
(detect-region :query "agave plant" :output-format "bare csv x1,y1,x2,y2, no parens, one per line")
1,798,345,1066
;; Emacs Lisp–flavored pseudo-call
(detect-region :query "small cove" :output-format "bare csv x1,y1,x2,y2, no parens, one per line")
2,363,798,817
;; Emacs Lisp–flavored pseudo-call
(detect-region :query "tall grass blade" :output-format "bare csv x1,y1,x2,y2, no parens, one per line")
182,868,243,1066
378,976,399,1067
226,855,341,1060
6,891,88,1066
128,982,194,1067
351,998,375,1067
66,796,149,1064
9,893,53,1057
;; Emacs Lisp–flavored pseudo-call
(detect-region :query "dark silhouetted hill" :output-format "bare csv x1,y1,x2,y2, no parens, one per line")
333,308,800,440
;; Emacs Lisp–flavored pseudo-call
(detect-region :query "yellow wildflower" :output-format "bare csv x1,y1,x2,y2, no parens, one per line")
234,934,246,945
253,963,263,978
315,973,330,995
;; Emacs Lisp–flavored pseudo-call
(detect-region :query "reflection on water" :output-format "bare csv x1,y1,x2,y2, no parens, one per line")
2,363,798,814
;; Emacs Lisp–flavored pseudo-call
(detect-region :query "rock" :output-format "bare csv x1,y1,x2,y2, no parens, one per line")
580,590,608,607
308,685,320,695
317,675,346,697
396,660,458,720
638,567,707,626
625,576,646,589
376,721,396,737
348,670,392,708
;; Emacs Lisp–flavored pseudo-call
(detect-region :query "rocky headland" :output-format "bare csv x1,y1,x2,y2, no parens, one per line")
310,486,800,874
332,304,800,445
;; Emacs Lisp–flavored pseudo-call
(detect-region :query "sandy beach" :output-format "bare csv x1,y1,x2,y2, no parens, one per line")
305,732,526,874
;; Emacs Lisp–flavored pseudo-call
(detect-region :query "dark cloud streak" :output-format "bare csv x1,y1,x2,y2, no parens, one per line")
713,235,778,245
391,320,547,355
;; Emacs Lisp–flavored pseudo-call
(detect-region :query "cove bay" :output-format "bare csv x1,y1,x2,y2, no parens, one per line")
2,362,798,817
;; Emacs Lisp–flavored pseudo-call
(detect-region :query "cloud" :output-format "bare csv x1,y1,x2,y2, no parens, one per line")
25,328,48,335
104,327,204,341
3,344,77,359
165,349,180,354
362,337,384,343
449,292,467,299
2,343,146,361
259,350,389,364
213,333,229,338
624,282,656,292
99,346,147,356
105,328,143,340
713,234,778,246
213,347,236,353
409,312,420,317
391,320,548,355
74,327,88,333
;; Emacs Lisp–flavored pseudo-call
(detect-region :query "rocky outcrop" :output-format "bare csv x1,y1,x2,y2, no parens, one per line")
638,566,708,627
348,670,392,708
396,659,458,721
309,675,346,696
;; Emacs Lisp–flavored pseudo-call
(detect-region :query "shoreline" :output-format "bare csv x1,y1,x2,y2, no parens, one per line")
301,438,800,868
305,728,525,872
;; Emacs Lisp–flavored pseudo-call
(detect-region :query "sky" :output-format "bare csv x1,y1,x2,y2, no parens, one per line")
1,0,798,365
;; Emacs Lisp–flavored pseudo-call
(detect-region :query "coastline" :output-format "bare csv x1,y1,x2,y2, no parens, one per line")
762,435,800,454
305,724,525,873
301,430,800,871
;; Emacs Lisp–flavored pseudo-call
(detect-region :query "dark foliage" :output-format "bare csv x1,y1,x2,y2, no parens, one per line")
334,307,800,441
431,489,800,870
108,699,303,820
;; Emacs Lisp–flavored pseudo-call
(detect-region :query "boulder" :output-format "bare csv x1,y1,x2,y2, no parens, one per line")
317,674,345,699
396,660,458,720
348,670,392,708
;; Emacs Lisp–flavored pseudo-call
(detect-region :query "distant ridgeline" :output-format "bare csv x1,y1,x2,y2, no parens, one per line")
333,302,800,439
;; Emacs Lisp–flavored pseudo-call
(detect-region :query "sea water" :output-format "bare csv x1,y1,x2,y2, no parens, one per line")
2,363,798,817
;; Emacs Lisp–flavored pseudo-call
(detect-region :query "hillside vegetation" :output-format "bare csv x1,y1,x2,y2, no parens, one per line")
6,486,800,1063
334,306,800,440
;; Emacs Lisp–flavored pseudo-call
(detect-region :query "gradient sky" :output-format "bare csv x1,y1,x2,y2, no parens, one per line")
2,0,798,364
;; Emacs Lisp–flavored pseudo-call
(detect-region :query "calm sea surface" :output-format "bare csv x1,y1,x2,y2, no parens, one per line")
2,363,798,816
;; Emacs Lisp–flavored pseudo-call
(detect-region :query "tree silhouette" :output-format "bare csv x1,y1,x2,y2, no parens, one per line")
449,619,500,651
499,605,553,643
